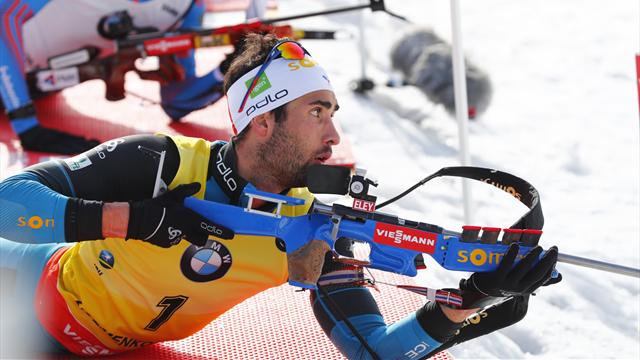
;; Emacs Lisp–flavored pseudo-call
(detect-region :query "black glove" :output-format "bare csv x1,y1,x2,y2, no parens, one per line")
459,243,561,308
127,183,233,248
18,125,100,155
426,295,531,358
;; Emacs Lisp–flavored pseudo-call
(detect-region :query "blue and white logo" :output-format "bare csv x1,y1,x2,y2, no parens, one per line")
181,240,232,282
98,250,115,269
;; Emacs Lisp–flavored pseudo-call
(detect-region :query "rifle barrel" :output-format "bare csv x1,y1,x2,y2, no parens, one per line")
263,4,371,24
312,204,640,278
557,253,640,278
117,0,385,49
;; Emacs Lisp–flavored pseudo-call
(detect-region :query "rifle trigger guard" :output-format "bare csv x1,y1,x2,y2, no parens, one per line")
330,214,342,241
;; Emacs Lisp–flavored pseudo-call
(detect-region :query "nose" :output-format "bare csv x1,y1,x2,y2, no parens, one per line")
324,118,341,146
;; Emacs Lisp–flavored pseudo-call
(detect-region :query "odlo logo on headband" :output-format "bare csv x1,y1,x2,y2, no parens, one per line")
245,73,272,99
245,89,289,117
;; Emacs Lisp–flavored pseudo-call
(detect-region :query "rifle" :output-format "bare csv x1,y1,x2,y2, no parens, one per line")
25,22,340,102
24,0,407,102
184,165,640,290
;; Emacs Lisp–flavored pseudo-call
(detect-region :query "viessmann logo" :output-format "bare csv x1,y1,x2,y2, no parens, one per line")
373,223,436,254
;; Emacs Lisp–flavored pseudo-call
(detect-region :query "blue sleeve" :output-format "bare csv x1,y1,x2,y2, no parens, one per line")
0,171,69,244
0,0,50,134
173,0,205,78
312,287,445,360
159,0,224,120
159,68,224,120
0,135,182,244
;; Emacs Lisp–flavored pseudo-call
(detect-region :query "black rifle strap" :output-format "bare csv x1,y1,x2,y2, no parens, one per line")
378,166,544,230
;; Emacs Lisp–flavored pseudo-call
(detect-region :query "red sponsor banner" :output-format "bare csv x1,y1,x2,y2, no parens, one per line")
353,198,376,212
34,248,115,356
144,34,193,56
373,223,437,254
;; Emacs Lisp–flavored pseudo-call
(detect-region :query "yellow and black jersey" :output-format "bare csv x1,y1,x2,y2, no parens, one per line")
24,134,313,351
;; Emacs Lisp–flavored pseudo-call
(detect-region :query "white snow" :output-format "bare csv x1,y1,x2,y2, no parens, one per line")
277,0,640,358
1,0,636,358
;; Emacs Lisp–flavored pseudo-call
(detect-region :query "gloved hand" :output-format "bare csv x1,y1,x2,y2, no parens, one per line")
459,243,561,308
18,125,100,154
127,183,233,248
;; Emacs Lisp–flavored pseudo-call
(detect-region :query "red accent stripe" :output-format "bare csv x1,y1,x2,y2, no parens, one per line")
226,101,238,134
435,295,461,302
522,229,543,235
338,265,360,271
481,227,501,232
239,78,260,112
462,225,481,231
16,8,33,52
2,0,22,63
396,285,463,306
34,248,117,356
12,3,27,70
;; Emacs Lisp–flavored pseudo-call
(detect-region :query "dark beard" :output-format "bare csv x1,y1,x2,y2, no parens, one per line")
256,125,310,189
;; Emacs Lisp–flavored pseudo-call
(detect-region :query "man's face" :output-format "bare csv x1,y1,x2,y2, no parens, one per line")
257,90,340,188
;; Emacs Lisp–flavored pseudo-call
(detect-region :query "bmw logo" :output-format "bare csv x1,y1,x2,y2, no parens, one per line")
181,239,232,282
98,250,115,269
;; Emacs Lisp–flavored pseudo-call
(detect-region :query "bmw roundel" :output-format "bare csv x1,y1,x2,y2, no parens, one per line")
181,240,232,282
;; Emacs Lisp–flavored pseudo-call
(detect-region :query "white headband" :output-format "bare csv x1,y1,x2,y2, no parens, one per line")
226,56,333,134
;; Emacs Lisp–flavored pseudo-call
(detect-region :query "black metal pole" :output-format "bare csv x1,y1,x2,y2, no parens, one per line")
263,4,373,24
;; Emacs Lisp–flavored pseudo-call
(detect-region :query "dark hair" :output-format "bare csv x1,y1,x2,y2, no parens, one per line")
224,33,290,142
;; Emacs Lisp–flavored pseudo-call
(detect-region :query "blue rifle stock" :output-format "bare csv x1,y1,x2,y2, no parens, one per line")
184,188,554,289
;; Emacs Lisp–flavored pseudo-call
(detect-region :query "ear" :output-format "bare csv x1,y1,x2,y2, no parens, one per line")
249,111,276,139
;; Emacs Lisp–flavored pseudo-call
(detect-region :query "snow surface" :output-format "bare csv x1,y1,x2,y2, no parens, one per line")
0,0,635,358
276,0,640,358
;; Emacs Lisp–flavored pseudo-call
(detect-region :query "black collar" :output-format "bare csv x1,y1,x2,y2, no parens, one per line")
207,141,290,212
208,141,247,205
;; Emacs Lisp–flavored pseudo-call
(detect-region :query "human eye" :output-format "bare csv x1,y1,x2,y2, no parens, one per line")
310,108,321,117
